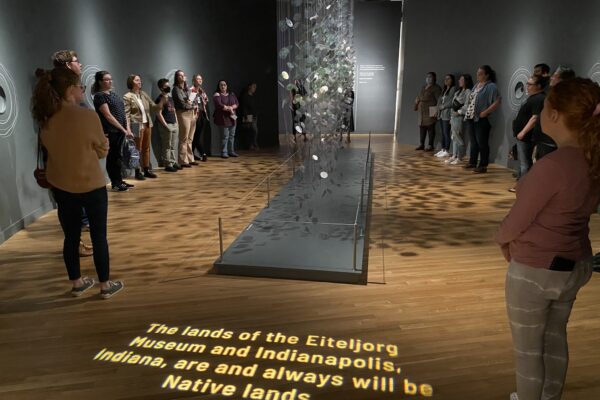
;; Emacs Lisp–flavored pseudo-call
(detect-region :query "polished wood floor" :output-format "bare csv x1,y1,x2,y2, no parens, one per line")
1,134,599,400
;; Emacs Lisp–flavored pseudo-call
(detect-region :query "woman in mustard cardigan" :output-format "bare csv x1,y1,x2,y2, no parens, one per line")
31,67,124,299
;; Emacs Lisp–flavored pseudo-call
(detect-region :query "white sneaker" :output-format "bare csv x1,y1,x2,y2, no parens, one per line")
510,392,519,400
436,149,449,158
434,150,444,157
444,156,455,164
450,158,460,165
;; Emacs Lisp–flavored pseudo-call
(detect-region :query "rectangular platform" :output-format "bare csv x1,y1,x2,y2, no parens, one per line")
212,147,373,284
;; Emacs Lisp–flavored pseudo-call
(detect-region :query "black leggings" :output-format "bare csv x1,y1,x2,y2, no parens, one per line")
53,187,110,282
106,131,125,185
192,115,207,156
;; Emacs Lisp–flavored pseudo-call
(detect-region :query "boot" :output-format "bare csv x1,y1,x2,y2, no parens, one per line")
144,167,157,178
135,168,146,180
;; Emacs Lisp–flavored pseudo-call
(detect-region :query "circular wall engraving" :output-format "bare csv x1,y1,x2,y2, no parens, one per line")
0,63,18,138
588,62,600,84
81,65,101,108
507,67,531,112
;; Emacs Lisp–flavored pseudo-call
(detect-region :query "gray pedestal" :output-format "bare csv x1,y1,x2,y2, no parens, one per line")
212,147,373,284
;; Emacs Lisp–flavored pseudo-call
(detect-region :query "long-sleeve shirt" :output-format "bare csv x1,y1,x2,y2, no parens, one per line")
495,146,600,268
437,86,456,121
213,92,239,127
172,86,193,111
41,104,108,193
416,84,442,126
123,90,162,128
450,88,471,119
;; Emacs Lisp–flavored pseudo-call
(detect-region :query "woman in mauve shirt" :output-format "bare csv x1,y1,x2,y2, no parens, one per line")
495,78,600,400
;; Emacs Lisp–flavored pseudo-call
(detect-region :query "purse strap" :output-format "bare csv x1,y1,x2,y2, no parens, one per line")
37,128,45,169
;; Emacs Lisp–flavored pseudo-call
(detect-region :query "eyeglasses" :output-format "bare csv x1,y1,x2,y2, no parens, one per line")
78,84,87,91
69,59,81,64
102,78,113,82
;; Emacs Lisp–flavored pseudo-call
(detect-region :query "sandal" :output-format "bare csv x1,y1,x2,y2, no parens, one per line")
71,277,95,297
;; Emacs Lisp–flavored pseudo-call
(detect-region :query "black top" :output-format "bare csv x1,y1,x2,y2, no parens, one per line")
240,92,257,116
156,95,177,124
512,92,545,143
93,91,126,134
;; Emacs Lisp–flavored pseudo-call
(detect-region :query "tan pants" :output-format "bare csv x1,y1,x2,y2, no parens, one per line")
505,258,593,400
176,110,196,164
134,123,151,168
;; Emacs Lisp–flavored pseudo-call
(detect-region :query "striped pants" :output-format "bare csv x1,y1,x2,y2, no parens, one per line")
505,259,593,400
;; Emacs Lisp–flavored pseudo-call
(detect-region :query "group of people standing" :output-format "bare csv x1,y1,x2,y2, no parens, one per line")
93,68,252,191
417,63,600,400
509,64,576,191
414,64,501,173
30,49,260,299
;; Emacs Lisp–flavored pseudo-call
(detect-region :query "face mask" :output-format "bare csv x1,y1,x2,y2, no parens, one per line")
162,86,171,94
425,77,433,85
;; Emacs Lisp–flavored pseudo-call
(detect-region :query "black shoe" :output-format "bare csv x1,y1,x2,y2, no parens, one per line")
122,181,135,188
164,166,177,172
463,164,476,169
473,166,487,173
193,155,202,161
111,183,129,192
201,154,208,162
424,146,434,152
229,152,239,157
221,154,229,159
415,145,425,151
173,164,183,170
135,169,146,180
189,161,199,166
144,168,157,178
181,163,192,168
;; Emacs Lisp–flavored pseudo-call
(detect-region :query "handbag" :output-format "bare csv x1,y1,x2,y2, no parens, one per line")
452,98,463,112
34,133,53,189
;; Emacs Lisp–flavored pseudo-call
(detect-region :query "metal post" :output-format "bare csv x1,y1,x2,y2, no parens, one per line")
359,178,365,214
218,217,224,258
267,177,271,208
353,223,358,270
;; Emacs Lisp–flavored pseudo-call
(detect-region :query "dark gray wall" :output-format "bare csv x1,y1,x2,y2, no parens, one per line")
0,0,277,244
398,0,600,163
353,0,402,133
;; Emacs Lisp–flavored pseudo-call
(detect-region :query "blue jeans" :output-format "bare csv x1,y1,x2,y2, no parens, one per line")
52,186,110,282
440,119,451,151
218,125,236,156
516,140,533,179
450,116,464,158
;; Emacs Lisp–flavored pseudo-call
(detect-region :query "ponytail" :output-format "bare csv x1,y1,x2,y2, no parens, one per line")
31,68,63,128
547,78,600,189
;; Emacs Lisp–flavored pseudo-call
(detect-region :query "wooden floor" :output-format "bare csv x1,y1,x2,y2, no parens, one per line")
1,134,599,400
